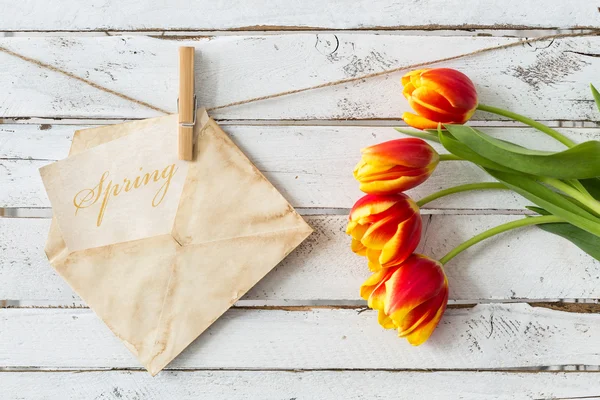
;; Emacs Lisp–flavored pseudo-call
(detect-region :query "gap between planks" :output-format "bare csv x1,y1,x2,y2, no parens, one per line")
0,367,599,373
0,28,595,38
0,207,543,219
2,302,600,313
1,118,599,128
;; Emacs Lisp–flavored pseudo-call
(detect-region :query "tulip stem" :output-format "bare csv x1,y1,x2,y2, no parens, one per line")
394,127,441,143
416,182,507,207
476,104,576,148
540,177,600,216
439,215,564,265
439,154,464,161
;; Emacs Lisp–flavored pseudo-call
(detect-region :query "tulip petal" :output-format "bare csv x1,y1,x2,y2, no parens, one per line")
378,310,396,329
420,68,477,111
360,269,391,301
361,201,419,250
346,219,357,234
384,255,445,321
412,86,457,115
360,138,439,169
397,280,448,337
348,223,369,241
368,259,383,272
351,238,367,256
402,112,439,130
349,194,399,222
357,165,427,182
353,161,399,180
379,212,422,266
408,92,459,124
363,266,398,309
361,214,403,250
366,247,382,264
401,69,429,87
403,287,448,346
359,173,431,195
409,69,429,88
402,82,415,100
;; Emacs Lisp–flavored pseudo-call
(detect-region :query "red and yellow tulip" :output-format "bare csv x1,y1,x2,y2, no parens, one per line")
347,193,422,271
360,254,448,345
402,68,478,130
354,138,439,194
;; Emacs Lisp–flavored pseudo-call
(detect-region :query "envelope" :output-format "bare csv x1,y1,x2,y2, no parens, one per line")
41,109,313,375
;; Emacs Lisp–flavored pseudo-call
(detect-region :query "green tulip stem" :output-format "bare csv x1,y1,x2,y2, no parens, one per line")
476,104,576,148
540,177,600,215
416,182,507,207
568,179,593,198
394,127,441,143
438,154,463,161
439,215,564,265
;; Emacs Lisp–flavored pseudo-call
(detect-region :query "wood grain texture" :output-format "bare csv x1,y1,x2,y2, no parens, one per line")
1,0,598,31
2,214,599,303
1,35,600,120
1,304,600,369
2,124,597,209
1,370,600,400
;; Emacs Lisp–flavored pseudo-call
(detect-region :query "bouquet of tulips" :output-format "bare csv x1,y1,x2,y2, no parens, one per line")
348,68,600,345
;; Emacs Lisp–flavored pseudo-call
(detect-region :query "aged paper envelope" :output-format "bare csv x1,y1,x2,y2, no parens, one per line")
42,110,313,375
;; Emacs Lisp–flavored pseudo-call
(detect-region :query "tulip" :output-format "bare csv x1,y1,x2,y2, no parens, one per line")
401,68,478,130
360,254,448,345
347,193,422,271
353,138,439,194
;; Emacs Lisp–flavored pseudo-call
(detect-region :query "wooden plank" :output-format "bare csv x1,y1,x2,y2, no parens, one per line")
1,35,599,120
1,0,597,31
2,125,597,209
1,304,600,369
2,214,599,303
1,370,600,399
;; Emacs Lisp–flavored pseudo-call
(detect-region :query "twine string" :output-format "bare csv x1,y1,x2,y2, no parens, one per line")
207,30,600,112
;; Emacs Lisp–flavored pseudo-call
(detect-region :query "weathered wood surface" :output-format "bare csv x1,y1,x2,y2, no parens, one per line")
1,304,599,369
1,35,600,120
2,0,598,31
2,125,597,209
2,2,600,391
2,215,598,303
1,370,600,400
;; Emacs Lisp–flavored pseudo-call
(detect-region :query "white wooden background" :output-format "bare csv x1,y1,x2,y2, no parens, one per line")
1,1,600,399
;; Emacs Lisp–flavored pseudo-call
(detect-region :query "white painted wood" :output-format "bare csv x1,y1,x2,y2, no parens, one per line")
1,35,600,120
1,304,599,369
2,215,599,303
1,370,599,400
1,0,597,31
2,125,597,209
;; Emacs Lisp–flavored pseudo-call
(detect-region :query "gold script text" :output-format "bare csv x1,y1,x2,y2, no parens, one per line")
73,164,178,227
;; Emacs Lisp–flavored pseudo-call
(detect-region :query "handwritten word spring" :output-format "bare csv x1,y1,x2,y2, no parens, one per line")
73,164,178,227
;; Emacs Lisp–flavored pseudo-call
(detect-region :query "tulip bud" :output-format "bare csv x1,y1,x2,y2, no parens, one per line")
346,193,422,271
361,254,448,345
401,68,478,130
354,138,439,194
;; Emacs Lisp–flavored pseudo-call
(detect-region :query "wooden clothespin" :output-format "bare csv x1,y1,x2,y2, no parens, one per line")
178,46,196,161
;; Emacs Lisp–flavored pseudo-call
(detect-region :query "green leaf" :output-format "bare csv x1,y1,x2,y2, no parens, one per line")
437,130,516,173
526,206,549,215
486,169,600,237
538,223,600,261
580,178,600,201
445,124,600,179
591,84,600,114
528,205,600,261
